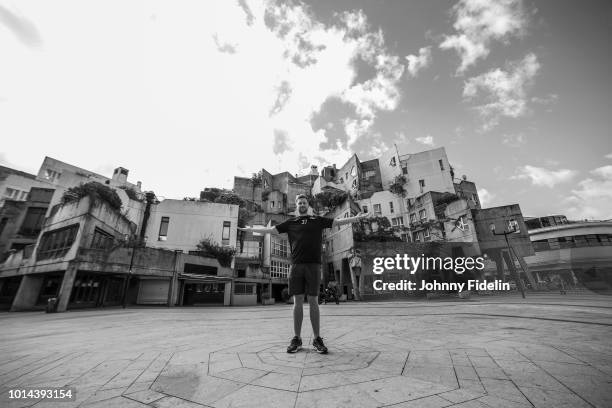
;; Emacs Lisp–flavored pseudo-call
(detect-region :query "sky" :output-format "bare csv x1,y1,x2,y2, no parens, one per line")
1,0,611,220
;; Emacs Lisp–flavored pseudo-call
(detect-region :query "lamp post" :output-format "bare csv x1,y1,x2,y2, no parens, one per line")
489,223,525,299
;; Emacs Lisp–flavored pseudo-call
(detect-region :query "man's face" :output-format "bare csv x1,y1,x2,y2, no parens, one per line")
296,198,309,215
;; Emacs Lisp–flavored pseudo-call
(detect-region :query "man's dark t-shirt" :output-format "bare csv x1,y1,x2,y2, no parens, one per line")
275,215,334,264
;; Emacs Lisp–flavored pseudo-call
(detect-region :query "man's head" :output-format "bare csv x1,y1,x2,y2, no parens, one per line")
295,194,309,215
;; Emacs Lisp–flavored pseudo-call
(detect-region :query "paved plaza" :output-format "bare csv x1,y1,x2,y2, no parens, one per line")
1,292,612,408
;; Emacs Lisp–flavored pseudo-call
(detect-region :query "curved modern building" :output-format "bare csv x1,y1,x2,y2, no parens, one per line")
524,215,612,290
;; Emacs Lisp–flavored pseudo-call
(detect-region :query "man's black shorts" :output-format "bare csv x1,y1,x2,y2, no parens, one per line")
288,263,321,296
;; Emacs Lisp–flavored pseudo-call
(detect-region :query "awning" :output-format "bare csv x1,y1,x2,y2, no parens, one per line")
178,273,233,283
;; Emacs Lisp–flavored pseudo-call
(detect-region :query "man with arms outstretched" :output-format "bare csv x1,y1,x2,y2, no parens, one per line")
239,194,368,354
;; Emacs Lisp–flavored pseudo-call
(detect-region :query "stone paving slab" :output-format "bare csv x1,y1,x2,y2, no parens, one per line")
0,293,611,407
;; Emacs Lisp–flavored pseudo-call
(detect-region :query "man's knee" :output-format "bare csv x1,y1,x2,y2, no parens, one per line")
307,295,318,305
293,295,304,305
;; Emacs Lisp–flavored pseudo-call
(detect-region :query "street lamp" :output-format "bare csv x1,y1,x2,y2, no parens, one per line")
489,223,525,298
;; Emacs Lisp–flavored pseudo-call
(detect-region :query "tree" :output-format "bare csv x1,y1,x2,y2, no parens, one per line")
200,188,223,202
214,192,245,207
389,175,407,197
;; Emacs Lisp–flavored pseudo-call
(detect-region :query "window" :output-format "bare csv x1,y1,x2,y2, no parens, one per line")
471,194,479,206
44,169,61,182
350,166,356,176
364,170,375,178
391,217,404,227
37,224,79,260
389,202,394,213
402,166,408,175
373,204,382,215
409,213,417,223
456,216,470,231
414,232,422,242
235,283,254,294
5,188,28,201
390,157,397,167
339,177,344,184
345,172,348,180
19,207,47,236
91,228,114,250
419,179,425,193
507,219,519,232
272,237,288,257
270,260,290,278
439,159,444,171
362,205,368,213
352,179,358,189
222,221,231,245
270,201,275,209
158,216,169,241
419,209,427,220
423,228,430,238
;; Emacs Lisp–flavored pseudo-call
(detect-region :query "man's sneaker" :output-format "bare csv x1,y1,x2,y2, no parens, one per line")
312,336,328,354
287,336,302,353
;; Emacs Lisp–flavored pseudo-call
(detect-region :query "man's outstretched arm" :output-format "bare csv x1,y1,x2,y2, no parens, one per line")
332,212,370,227
238,225,279,234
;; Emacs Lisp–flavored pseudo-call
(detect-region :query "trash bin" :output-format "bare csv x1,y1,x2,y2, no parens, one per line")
46,297,58,313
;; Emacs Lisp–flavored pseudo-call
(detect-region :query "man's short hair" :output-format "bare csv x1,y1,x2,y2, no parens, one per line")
295,194,309,202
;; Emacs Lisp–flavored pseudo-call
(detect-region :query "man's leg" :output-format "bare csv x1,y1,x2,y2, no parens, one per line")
307,295,320,338
293,294,304,337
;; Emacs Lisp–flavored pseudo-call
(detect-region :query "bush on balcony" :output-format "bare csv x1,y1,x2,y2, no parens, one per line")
196,237,236,267
312,190,348,212
62,182,122,210
352,216,402,242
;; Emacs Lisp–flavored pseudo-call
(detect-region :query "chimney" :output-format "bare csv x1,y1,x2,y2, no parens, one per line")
112,167,129,184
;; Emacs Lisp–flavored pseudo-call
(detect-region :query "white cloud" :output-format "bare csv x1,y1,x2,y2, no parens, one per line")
440,0,529,74
502,133,526,147
405,46,432,77
591,165,612,179
463,53,540,131
415,135,434,146
1,1,405,198
0,3,42,48
531,93,558,105
563,165,612,220
477,188,495,207
512,165,577,188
